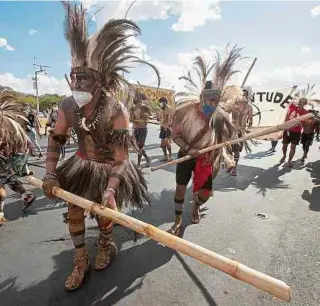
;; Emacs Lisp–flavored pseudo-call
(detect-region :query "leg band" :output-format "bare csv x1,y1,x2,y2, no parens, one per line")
68,204,85,248
174,197,184,215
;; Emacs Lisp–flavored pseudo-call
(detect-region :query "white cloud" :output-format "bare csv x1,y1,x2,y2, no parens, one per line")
0,73,71,96
127,35,150,61
28,29,38,36
94,0,221,32
310,5,320,17
133,40,320,98
1,59,320,98
172,1,221,32
301,46,311,53
81,0,98,10
248,61,320,92
0,38,15,51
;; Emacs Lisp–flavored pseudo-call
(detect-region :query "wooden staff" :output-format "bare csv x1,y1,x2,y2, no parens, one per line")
274,85,298,140
241,58,257,88
27,176,291,302
151,113,313,171
132,119,160,125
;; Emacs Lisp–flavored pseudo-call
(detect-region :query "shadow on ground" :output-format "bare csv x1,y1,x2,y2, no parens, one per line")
214,163,292,197
0,188,218,306
301,160,320,212
243,149,274,160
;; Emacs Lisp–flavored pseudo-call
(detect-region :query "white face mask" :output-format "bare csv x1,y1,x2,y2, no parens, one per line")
72,90,92,108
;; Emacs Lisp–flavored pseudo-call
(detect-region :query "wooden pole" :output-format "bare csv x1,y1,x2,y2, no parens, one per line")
27,176,291,302
274,85,298,139
151,113,313,171
241,58,257,88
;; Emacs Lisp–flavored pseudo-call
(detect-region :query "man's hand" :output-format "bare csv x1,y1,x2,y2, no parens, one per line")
188,148,200,158
101,189,118,211
42,178,60,199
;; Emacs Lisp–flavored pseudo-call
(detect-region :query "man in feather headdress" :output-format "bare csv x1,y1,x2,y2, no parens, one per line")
169,81,235,236
168,45,250,235
0,91,36,226
158,97,174,161
41,3,160,291
129,92,152,168
224,87,253,176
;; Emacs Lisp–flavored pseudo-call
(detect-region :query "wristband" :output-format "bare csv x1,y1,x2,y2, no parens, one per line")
105,187,116,195
44,172,58,180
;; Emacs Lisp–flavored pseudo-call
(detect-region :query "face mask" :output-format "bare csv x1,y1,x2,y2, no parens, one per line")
72,91,92,108
160,102,166,109
202,104,216,116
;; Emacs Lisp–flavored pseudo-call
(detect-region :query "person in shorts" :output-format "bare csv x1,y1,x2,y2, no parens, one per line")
158,97,174,161
301,107,317,162
129,92,152,168
280,98,308,167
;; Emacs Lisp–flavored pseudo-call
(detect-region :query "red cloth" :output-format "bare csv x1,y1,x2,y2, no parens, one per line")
285,104,308,133
193,154,213,193
76,150,86,160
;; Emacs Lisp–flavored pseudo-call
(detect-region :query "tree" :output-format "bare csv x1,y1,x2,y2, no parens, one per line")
39,94,63,111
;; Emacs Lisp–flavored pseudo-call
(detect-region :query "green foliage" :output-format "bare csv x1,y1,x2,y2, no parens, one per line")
15,92,66,111
148,99,161,113
39,94,65,110
20,96,37,107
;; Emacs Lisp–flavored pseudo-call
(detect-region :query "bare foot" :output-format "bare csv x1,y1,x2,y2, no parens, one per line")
231,168,237,176
145,157,151,168
0,213,8,226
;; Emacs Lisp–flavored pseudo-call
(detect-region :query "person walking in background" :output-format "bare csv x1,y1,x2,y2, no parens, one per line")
26,106,43,158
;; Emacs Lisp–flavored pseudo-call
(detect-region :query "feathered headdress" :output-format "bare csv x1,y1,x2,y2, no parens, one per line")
175,44,244,107
177,51,215,95
296,83,316,99
62,1,160,91
212,43,244,91
0,91,30,155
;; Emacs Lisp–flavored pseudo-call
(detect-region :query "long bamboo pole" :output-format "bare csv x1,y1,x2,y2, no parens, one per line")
151,112,313,171
241,58,257,88
274,85,298,140
27,176,291,302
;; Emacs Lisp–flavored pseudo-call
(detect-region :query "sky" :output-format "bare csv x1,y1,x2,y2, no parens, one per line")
0,0,320,97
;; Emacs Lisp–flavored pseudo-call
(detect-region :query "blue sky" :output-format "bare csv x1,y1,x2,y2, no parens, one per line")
0,1,319,96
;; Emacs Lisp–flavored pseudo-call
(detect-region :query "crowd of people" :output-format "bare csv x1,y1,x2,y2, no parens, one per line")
0,2,319,293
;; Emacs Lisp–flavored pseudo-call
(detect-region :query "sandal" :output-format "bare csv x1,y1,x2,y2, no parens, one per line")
65,252,91,292
168,223,182,236
191,201,201,224
22,193,36,212
94,238,118,271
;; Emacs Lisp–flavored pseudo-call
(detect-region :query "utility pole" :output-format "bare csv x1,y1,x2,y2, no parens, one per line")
32,57,50,114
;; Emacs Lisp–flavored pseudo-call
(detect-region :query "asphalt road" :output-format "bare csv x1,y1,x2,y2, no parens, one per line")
0,124,319,306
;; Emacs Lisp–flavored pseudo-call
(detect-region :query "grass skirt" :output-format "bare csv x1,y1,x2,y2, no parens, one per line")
56,154,150,210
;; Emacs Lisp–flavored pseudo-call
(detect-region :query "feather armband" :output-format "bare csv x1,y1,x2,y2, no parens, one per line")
111,129,140,152
49,131,68,145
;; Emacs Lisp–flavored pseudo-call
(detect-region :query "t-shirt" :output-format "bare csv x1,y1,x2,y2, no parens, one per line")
285,104,308,133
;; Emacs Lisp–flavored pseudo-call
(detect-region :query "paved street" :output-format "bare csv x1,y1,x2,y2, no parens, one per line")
0,124,319,306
